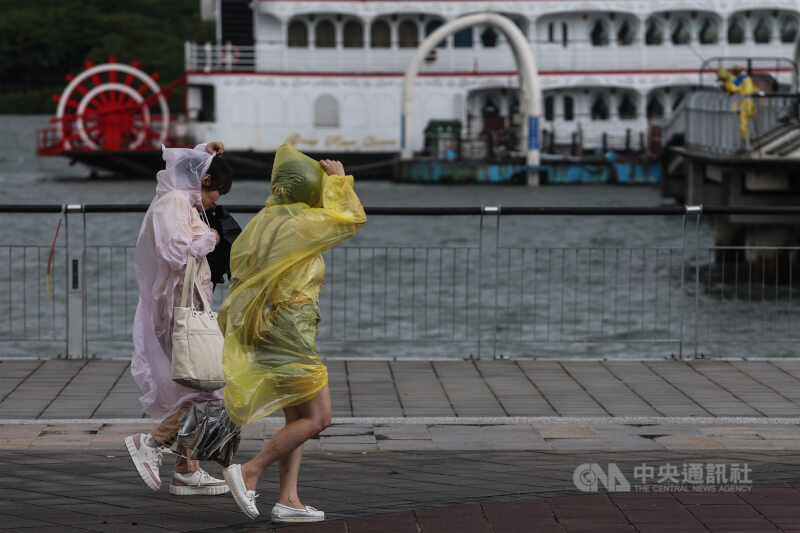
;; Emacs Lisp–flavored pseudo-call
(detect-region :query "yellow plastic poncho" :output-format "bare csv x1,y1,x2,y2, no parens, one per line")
219,144,366,426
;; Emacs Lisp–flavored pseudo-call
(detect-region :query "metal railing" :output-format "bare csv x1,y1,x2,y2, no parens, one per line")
660,90,799,155
2,204,800,359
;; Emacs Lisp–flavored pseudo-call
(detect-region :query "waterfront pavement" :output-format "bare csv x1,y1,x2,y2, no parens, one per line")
3,358,800,531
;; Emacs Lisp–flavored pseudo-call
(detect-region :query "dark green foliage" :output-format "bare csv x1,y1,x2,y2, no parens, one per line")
0,0,215,113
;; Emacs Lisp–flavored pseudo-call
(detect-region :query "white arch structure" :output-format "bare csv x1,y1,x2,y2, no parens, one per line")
401,12,542,183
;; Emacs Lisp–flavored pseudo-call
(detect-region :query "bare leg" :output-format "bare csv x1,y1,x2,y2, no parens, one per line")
241,385,331,491
277,406,305,508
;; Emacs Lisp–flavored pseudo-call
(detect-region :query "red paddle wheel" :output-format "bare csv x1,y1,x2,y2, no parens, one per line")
38,57,184,155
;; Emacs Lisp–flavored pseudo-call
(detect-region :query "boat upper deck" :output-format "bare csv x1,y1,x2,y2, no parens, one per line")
187,0,798,84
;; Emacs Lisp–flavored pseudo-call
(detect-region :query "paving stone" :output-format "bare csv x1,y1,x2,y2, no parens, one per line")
655,435,725,450
533,425,596,439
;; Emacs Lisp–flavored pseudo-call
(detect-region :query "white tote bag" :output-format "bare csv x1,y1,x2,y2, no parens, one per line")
171,254,225,391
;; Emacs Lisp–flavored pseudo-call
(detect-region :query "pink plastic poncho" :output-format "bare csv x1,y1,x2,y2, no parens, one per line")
131,144,222,421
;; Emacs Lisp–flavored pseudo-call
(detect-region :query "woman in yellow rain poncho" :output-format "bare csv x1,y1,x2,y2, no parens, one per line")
220,144,366,522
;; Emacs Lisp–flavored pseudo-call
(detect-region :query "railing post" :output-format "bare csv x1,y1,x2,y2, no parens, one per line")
492,207,501,359
65,205,86,358
204,42,212,73
679,205,703,360
693,209,702,359
477,206,501,360
477,210,484,359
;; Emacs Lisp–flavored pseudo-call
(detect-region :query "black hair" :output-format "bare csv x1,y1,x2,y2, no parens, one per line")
204,154,233,195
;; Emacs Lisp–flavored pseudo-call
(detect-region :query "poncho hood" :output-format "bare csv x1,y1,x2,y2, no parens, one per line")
156,145,214,207
267,144,324,208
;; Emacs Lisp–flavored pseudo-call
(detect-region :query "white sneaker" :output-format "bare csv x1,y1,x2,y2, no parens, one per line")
124,433,163,491
271,503,325,523
223,464,259,519
169,469,230,496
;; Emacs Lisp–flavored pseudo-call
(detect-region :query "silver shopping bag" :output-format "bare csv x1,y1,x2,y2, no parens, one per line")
177,401,241,467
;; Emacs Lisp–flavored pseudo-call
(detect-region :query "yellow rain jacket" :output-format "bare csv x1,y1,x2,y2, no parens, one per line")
719,69,757,141
219,144,366,425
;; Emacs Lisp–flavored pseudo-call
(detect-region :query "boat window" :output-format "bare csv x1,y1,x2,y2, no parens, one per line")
343,20,363,48
591,94,610,120
590,19,609,46
425,20,446,48
780,15,799,43
514,18,527,36
509,95,520,117
646,93,665,119
313,94,339,127
617,19,635,46
562,22,569,47
371,20,391,48
698,18,718,44
544,96,554,121
618,93,637,120
188,85,215,123
315,20,335,48
753,16,772,44
548,22,555,43
671,17,691,45
454,27,473,48
398,20,419,48
482,97,499,116
288,20,308,48
481,27,498,48
563,96,574,121
645,17,663,45
728,17,745,44
672,92,686,111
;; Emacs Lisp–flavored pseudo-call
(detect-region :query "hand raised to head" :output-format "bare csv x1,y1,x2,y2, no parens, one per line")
206,142,225,155
320,159,345,177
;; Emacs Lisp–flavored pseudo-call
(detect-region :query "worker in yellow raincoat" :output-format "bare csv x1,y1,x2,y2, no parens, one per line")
219,143,366,523
718,65,757,142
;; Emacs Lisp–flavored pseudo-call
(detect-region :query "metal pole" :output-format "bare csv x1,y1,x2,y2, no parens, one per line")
694,208,702,358
680,205,702,360
62,204,68,357
65,204,85,358
477,210,485,359
679,214,686,359
489,206,501,359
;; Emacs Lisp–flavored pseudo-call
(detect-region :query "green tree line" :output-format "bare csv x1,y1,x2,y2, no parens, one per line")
0,0,214,113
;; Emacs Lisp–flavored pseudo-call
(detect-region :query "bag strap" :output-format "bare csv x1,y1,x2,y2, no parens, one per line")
180,254,213,312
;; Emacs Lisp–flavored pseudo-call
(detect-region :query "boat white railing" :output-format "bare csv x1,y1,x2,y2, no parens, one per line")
185,42,798,78
185,42,258,72
3,205,800,360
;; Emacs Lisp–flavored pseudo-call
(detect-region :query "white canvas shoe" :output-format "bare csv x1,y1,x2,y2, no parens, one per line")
169,469,230,496
124,433,163,491
271,502,325,523
223,464,259,519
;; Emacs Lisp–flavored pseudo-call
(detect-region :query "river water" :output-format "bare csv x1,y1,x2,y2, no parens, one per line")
3,116,794,359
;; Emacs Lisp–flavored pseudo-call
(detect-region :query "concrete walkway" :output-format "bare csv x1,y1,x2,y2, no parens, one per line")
3,358,800,531
4,359,800,452
5,358,800,419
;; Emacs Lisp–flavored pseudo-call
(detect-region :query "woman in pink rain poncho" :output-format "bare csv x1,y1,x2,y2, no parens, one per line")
124,142,234,497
